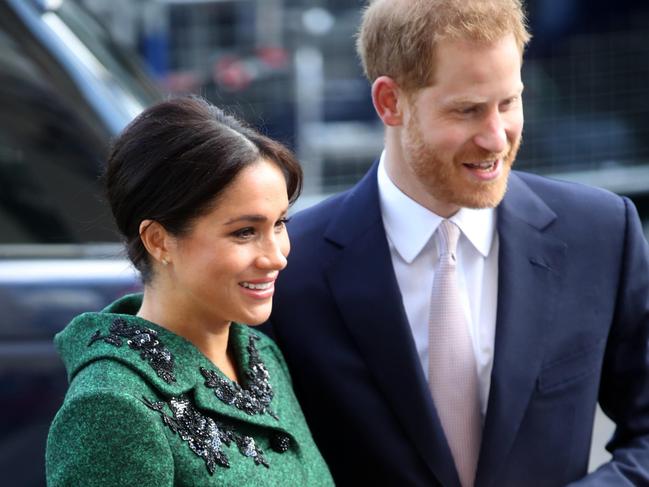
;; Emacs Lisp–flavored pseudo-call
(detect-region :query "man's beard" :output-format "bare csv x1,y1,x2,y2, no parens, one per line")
404,120,521,210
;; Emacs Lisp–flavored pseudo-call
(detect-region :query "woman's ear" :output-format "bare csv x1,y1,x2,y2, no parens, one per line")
371,76,406,127
139,220,173,267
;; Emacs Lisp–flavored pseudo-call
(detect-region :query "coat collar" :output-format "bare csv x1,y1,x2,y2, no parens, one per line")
55,294,295,435
322,163,567,487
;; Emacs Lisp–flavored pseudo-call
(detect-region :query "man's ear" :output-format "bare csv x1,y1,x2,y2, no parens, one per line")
139,220,173,267
371,76,406,127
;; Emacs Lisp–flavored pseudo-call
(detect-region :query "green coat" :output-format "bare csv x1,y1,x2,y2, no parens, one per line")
46,294,334,486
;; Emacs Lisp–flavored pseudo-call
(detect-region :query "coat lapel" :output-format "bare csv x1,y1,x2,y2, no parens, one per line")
323,164,459,487
191,327,298,435
475,173,567,487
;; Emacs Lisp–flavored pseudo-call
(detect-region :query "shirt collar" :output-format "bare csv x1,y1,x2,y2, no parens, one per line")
377,151,496,263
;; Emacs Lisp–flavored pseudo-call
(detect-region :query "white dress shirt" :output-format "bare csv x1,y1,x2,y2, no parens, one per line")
377,152,499,416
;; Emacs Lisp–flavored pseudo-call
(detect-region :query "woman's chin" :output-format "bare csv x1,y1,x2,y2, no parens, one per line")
238,306,273,326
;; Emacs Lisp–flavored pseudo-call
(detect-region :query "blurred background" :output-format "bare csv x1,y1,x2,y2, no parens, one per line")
1,0,648,484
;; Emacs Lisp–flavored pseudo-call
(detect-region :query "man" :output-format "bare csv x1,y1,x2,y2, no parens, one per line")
267,0,649,485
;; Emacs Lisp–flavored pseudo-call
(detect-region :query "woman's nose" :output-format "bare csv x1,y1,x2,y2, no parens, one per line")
256,237,288,270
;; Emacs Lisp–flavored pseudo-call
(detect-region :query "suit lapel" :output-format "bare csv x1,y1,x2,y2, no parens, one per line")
475,173,567,487
323,163,459,487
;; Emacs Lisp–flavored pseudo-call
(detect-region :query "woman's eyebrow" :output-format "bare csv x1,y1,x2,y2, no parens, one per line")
224,214,267,225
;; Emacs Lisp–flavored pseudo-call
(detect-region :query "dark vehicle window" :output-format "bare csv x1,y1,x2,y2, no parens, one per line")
0,0,160,245
49,0,160,116
0,32,116,243
0,2,149,486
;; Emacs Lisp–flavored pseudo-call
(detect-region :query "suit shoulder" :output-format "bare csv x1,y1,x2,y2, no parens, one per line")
288,190,350,239
514,171,627,215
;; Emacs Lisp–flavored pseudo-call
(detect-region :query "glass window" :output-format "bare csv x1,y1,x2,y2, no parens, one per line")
0,30,117,243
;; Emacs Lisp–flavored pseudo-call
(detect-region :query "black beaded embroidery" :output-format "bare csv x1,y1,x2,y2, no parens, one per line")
143,395,269,473
88,318,176,383
270,432,291,453
201,334,278,419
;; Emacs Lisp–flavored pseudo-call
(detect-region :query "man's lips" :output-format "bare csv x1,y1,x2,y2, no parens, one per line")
464,160,497,170
462,159,502,180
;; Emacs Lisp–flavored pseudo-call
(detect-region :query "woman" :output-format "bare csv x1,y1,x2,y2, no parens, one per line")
46,97,334,486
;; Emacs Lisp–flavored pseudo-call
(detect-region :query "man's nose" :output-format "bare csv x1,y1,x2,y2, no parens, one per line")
474,111,507,154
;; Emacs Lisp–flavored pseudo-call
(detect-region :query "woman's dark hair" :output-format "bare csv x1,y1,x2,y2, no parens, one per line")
103,96,302,283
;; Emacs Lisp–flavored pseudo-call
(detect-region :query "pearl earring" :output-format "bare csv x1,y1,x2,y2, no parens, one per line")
161,258,168,266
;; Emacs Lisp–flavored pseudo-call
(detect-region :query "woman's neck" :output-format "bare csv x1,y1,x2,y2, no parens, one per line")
136,286,239,382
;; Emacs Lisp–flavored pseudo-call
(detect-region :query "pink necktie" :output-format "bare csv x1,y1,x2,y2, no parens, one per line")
428,220,482,487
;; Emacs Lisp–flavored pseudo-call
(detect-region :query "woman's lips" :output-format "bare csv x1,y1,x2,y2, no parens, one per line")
239,279,276,299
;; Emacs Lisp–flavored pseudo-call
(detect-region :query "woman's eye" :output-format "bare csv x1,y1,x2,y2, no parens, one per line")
275,217,290,229
233,227,255,239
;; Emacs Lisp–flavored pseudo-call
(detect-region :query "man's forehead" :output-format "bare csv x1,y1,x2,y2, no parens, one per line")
431,35,521,77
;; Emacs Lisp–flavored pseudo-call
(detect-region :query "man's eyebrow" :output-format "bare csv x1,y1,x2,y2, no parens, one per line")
439,91,491,105
443,87,525,107
445,97,485,106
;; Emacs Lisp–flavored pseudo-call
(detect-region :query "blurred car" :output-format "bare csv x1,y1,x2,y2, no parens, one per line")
0,0,159,484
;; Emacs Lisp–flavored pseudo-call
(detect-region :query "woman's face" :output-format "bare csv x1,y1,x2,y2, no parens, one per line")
164,159,290,328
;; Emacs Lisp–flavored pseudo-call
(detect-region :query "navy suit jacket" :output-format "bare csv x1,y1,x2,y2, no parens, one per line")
267,163,649,486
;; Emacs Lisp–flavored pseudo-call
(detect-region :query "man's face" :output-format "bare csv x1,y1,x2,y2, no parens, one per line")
393,34,524,216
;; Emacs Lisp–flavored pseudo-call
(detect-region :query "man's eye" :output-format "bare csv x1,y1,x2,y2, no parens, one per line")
501,96,519,109
456,106,478,115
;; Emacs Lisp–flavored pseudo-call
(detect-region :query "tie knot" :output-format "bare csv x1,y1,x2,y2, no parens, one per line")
436,220,460,257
